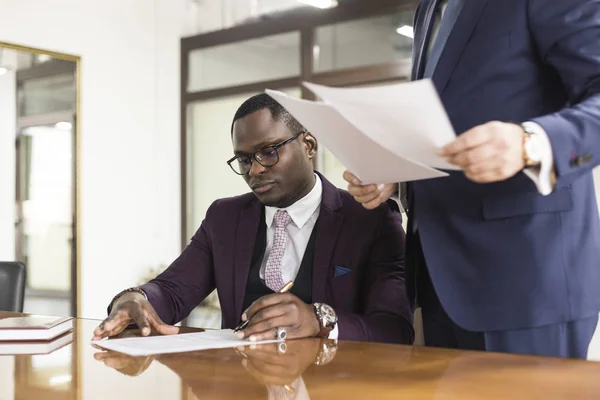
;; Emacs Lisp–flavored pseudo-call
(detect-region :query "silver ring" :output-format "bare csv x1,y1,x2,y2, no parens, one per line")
277,342,288,354
276,327,287,340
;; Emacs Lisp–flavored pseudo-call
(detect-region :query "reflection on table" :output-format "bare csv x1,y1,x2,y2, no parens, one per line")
2,312,600,399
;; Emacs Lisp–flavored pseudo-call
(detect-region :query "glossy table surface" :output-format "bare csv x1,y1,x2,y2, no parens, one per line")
2,312,600,399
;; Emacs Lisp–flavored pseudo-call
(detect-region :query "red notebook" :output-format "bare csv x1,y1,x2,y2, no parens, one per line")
0,315,73,341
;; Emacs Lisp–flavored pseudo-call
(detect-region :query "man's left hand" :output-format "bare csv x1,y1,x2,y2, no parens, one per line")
439,121,525,183
237,293,320,342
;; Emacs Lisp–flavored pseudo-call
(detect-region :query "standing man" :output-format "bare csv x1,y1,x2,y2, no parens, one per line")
345,0,600,358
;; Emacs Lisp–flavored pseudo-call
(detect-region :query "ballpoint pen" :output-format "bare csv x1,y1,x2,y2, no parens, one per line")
234,281,294,333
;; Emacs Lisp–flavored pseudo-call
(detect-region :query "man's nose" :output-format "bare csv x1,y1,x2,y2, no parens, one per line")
248,159,267,177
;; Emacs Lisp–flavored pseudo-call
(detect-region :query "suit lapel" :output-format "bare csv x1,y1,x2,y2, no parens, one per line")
312,174,344,303
431,0,490,94
233,199,262,318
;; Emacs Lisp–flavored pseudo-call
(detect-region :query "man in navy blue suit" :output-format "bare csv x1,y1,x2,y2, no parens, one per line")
345,0,600,359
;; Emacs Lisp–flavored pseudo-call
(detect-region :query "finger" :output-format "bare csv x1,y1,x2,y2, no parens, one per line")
361,191,388,210
239,343,281,356
462,155,505,176
104,357,128,370
248,328,282,343
465,164,517,183
129,306,152,336
245,315,294,342
243,293,292,322
102,320,131,339
239,307,290,339
94,352,110,361
448,143,498,168
93,312,131,336
347,183,378,198
342,170,361,185
146,312,179,336
92,317,130,340
439,126,493,157
243,355,292,381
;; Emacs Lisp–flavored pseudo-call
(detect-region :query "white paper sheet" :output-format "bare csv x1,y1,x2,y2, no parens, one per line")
91,329,281,357
265,79,460,185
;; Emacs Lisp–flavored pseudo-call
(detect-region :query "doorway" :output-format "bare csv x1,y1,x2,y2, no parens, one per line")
0,43,79,317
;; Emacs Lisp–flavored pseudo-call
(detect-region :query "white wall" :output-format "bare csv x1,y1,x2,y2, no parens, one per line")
0,50,16,262
0,0,187,319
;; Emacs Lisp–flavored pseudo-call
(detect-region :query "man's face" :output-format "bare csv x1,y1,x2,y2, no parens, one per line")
232,109,316,208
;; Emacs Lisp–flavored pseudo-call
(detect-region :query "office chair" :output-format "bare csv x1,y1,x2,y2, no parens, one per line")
0,262,26,312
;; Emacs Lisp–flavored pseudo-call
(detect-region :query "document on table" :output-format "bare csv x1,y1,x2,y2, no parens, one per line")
265,79,460,184
91,329,281,357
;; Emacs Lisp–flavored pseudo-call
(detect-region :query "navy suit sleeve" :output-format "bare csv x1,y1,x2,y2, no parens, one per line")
528,0,600,184
336,205,415,345
137,201,218,325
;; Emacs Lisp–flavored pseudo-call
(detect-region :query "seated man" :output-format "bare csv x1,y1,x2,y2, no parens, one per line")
93,94,413,344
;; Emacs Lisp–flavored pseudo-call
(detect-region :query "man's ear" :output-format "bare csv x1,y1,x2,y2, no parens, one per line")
303,132,318,159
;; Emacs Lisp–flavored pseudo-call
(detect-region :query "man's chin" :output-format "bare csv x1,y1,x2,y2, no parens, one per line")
252,191,281,207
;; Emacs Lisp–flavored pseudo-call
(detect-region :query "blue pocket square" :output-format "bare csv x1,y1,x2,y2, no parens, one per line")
334,265,351,277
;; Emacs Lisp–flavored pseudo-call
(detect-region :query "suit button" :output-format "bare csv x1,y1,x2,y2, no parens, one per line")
570,153,593,167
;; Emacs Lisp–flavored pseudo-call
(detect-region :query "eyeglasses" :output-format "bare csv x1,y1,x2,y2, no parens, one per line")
227,132,305,175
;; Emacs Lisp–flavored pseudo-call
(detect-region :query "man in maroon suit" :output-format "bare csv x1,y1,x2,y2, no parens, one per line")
93,94,413,344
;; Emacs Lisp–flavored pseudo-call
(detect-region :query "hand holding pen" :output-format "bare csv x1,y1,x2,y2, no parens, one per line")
234,281,322,342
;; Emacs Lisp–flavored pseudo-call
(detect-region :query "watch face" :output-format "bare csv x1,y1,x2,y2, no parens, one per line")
319,304,337,326
525,134,543,162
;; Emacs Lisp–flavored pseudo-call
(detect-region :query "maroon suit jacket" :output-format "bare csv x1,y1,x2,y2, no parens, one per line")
140,174,413,344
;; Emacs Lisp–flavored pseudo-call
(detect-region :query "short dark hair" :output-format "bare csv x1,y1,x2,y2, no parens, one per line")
231,93,306,135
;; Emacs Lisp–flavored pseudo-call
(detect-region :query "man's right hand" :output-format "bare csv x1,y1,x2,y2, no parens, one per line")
343,171,397,210
92,292,179,340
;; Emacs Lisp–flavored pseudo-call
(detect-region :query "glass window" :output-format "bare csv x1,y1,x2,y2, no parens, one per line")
314,11,414,73
19,74,76,116
188,32,301,92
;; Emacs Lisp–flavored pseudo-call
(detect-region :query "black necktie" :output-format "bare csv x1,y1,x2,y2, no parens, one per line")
424,0,464,78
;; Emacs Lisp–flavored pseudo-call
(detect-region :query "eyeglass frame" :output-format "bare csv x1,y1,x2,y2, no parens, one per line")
226,131,307,175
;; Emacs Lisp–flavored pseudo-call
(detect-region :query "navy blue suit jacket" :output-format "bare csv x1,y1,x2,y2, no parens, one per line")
409,0,600,332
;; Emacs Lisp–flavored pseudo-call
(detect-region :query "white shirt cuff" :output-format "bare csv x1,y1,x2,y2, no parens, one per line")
521,121,555,196
327,323,339,340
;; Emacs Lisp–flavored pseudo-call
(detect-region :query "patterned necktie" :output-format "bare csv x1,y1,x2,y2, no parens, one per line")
264,210,292,291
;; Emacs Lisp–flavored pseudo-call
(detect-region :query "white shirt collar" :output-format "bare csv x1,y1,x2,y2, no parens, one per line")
265,174,322,229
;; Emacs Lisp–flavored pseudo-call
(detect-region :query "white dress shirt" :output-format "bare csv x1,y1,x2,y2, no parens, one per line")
261,174,339,339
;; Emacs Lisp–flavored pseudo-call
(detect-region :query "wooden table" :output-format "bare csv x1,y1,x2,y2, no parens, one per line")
2,312,600,399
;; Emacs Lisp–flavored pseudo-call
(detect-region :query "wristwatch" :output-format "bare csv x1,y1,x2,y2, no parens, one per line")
314,339,338,366
522,124,543,167
313,303,338,338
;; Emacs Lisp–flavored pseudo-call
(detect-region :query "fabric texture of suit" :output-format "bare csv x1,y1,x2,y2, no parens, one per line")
140,173,414,344
407,0,600,336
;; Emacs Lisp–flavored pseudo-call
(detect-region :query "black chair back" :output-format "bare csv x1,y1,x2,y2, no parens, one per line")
0,262,26,312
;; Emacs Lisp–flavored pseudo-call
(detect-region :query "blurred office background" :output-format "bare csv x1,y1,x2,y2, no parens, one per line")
1,0,600,337
0,0,418,325
1,1,600,398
